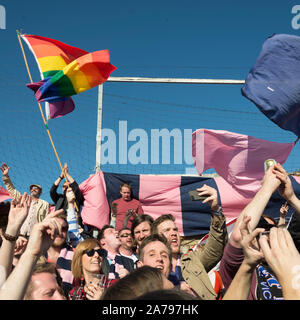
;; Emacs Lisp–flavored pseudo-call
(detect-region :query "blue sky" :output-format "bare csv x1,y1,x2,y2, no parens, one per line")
1,1,300,203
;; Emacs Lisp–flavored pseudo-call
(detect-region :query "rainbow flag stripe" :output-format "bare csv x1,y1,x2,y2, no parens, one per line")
21,34,116,118
31,50,116,102
21,34,88,78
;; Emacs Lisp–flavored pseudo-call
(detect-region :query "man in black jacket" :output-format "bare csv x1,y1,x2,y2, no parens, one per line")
50,163,84,215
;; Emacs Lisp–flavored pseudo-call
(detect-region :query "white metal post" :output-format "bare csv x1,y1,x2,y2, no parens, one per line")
95,77,245,173
95,84,103,173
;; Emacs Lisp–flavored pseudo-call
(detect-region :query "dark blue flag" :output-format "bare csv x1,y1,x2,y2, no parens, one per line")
242,34,300,137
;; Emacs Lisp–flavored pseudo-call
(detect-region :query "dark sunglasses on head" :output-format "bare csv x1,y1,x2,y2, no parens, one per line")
83,248,106,257
120,233,132,238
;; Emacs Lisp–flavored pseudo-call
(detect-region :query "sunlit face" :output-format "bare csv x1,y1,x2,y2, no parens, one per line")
156,220,181,255
120,187,131,201
119,229,133,250
82,246,103,276
101,227,121,250
138,241,171,277
30,186,42,198
30,273,64,300
52,218,68,248
133,221,152,246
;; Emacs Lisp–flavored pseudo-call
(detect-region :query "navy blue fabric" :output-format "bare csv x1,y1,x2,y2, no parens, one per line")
103,172,141,211
180,176,220,236
242,34,300,137
101,172,300,237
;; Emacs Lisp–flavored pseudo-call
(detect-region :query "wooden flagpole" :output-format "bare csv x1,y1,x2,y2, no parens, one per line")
16,30,79,211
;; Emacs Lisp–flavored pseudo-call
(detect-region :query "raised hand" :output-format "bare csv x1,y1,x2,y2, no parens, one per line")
280,202,289,219
25,214,64,257
261,163,281,192
259,227,300,299
239,215,264,267
63,163,69,175
7,193,31,235
0,163,9,176
273,163,295,202
196,184,219,211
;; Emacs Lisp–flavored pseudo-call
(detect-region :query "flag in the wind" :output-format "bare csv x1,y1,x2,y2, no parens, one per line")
78,171,300,237
242,34,300,137
21,34,116,119
192,129,294,197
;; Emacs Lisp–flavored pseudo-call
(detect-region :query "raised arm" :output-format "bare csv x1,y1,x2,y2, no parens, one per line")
1,163,21,200
0,193,31,286
259,227,300,300
194,184,228,272
278,202,288,227
65,187,84,247
273,163,300,216
63,163,84,208
230,166,281,248
223,215,264,300
0,209,64,300
63,163,74,184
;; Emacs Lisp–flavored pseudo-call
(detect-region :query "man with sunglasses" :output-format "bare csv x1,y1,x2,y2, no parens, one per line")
118,228,138,265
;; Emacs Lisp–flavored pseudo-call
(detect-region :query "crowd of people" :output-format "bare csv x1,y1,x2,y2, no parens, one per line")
1,161,300,300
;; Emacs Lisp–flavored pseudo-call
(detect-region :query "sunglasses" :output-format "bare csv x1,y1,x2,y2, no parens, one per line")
120,233,132,238
83,248,106,257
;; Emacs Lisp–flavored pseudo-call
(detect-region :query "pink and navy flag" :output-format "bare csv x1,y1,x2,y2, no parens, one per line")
79,171,300,237
192,129,294,198
242,34,300,137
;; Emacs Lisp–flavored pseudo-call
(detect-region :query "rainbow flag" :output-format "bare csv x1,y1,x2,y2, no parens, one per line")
21,34,116,119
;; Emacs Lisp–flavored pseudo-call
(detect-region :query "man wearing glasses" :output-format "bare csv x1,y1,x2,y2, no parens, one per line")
118,228,138,265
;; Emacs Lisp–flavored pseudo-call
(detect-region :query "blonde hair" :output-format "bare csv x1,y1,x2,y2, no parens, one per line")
71,238,101,279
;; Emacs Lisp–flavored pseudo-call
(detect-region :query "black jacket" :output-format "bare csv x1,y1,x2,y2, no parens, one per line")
50,180,84,213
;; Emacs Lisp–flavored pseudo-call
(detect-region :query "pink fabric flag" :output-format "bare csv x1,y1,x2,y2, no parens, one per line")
192,129,295,197
139,175,184,235
0,186,11,203
77,171,300,237
79,171,109,230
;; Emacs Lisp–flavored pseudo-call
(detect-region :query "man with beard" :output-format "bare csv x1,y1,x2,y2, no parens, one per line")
152,184,228,300
43,212,75,296
0,163,49,249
